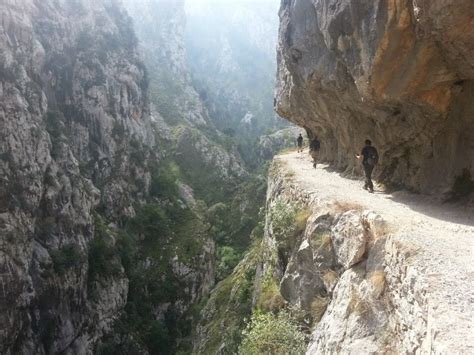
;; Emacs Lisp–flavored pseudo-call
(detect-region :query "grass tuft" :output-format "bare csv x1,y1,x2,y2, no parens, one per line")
310,296,330,323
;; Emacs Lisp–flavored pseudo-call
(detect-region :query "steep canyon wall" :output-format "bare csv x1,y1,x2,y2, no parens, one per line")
0,0,216,353
275,0,474,194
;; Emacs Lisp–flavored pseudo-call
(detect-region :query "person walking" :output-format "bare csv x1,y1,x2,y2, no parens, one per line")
356,139,379,193
309,136,321,168
297,133,303,153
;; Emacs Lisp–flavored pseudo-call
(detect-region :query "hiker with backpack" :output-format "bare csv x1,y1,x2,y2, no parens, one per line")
309,136,321,168
296,133,304,153
356,139,379,193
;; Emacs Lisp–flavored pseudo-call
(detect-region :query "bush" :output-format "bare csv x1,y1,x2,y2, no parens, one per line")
256,273,285,313
51,244,84,275
150,162,181,200
269,201,308,258
270,201,298,241
88,234,122,281
216,246,242,280
239,311,307,355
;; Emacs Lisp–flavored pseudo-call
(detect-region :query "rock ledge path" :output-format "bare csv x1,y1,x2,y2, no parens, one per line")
276,151,474,353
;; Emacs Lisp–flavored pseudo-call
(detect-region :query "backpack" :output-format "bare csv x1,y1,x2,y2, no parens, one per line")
366,147,378,166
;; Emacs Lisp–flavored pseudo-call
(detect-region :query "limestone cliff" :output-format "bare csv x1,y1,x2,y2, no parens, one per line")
275,0,474,194
258,152,473,354
0,0,214,353
0,0,149,352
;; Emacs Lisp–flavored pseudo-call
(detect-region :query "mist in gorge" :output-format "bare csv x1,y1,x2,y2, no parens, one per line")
5,0,470,354
184,0,282,138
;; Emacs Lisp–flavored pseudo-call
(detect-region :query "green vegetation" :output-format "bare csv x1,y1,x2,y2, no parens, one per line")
95,161,212,353
51,244,84,275
88,216,124,292
150,161,181,200
238,311,307,355
216,246,242,280
256,270,285,313
195,240,264,354
269,201,309,260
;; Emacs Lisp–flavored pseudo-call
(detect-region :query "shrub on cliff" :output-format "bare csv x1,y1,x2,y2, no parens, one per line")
238,311,306,355
269,201,309,258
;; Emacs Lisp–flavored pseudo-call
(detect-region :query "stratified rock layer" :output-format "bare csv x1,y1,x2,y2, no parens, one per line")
275,0,474,194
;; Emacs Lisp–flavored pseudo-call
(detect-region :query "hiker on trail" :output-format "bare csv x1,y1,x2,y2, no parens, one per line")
356,139,379,193
309,136,321,168
297,133,303,153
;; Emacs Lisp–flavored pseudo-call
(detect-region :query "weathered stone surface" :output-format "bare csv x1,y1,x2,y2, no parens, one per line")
331,210,367,269
263,155,474,354
307,265,389,354
275,0,474,194
0,0,153,352
0,0,216,353
258,126,305,161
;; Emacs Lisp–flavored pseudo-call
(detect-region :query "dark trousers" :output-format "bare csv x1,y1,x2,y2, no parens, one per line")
363,163,375,190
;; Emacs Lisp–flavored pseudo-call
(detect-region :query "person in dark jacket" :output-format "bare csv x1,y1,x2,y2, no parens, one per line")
309,136,321,168
296,133,303,153
356,139,379,193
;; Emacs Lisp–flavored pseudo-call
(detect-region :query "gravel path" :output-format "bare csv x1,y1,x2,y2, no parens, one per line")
276,151,474,353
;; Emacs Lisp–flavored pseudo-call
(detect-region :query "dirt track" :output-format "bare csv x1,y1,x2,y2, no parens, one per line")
276,151,474,353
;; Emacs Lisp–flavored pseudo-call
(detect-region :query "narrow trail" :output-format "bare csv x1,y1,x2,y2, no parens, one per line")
276,151,474,352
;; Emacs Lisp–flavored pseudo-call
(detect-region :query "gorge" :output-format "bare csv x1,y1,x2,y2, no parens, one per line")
0,0,473,354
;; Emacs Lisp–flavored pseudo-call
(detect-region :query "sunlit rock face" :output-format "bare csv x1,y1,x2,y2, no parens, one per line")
275,0,474,194
0,0,152,352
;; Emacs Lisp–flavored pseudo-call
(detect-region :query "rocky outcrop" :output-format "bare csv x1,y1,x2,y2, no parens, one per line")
275,0,474,194
0,0,151,352
260,155,474,354
258,126,305,161
0,0,215,353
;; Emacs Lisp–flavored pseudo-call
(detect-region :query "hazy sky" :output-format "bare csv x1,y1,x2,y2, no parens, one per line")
186,0,278,3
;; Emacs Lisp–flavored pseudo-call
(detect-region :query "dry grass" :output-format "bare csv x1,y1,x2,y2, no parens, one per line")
311,296,330,323
333,201,363,213
322,270,338,286
320,234,332,249
369,271,386,296
376,223,395,237
257,276,286,313
294,208,311,234
310,232,332,250
348,289,368,316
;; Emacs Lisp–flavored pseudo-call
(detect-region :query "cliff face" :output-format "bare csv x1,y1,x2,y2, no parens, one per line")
275,0,474,194
0,0,150,352
260,152,473,354
0,0,216,353
124,0,211,128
